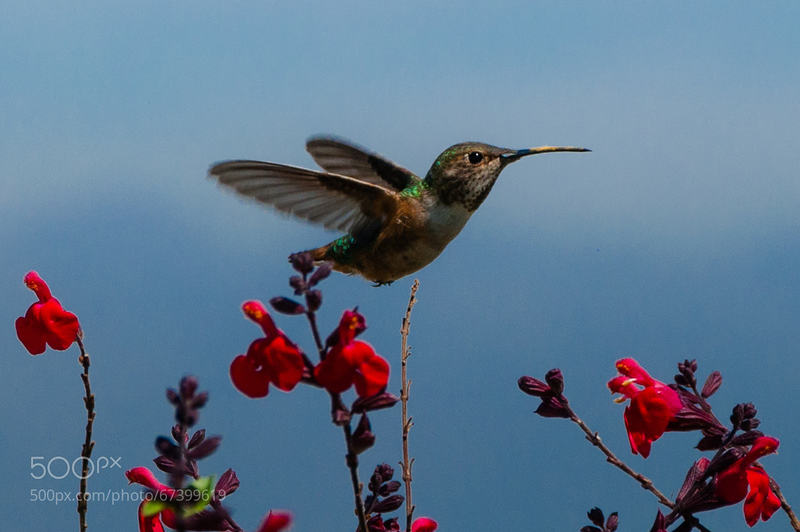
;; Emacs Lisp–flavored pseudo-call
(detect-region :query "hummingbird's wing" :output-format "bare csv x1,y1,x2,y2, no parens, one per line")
209,160,399,237
305,136,420,191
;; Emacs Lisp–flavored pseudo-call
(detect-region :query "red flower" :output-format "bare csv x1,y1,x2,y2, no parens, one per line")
230,301,305,398
15,271,80,355
127,467,179,532
136,501,165,532
314,310,389,398
411,517,438,532
608,358,682,458
125,467,177,497
715,436,781,526
256,510,292,532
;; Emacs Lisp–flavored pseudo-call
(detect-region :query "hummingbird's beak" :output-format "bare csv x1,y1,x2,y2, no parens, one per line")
500,146,591,164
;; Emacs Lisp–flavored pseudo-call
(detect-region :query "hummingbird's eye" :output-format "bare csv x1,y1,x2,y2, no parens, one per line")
468,151,484,164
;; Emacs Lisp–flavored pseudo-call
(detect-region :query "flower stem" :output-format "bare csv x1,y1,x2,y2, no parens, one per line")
565,405,675,509
76,334,95,532
400,280,419,532
770,478,800,531
303,305,368,532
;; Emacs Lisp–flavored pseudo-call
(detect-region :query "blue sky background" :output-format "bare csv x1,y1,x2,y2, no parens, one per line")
2,2,799,530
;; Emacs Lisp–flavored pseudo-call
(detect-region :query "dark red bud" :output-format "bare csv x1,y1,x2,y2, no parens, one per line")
367,515,386,532
188,429,206,449
166,388,180,405
269,296,306,315
352,415,375,455
371,494,404,513
156,436,180,459
289,275,306,295
587,508,604,527
306,290,322,312
191,392,209,409
352,392,400,413
701,371,722,398
153,456,178,475
378,480,401,496
544,368,564,395
187,435,222,460
606,512,619,532
309,262,332,286
289,252,315,274
535,396,571,418
214,469,240,499
649,510,667,532
730,430,764,447
517,376,550,397
676,458,710,502
179,376,198,398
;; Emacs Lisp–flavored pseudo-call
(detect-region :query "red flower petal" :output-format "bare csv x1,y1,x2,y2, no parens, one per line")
411,517,438,532
230,354,270,398
16,312,48,355
256,510,292,532
125,467,177,496
354,353,390,398
264,337,305,391
744,466,780,526
242,300,279,337
615,358,657,386
24,271,52,301
622,386,680,458
137,501,165,532
336,309,366,345
314,352,356,394
39,299,80,350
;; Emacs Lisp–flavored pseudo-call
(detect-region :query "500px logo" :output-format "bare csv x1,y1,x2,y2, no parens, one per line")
30,456,122,480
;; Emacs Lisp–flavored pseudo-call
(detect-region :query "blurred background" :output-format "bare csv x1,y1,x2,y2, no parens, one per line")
2,1,799,530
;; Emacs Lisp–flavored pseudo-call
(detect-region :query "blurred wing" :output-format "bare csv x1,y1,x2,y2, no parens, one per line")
209,160,399,235
306,136,420,191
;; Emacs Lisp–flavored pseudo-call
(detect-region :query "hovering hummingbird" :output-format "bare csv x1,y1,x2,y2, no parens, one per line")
210,137,589,285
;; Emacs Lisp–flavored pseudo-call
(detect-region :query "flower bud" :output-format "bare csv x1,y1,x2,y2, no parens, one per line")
351,415,375,455
289,275,306,295
517,376,549,397
352,392,400,413
545,368,564,395
587,508,604,527
188,429,206,449
306,290,322,312
166,388,180,405
155,436,180,459
372,494,404,513
187,435,222,460
269,296,306,315
379,480,401,496
180,376,198,399
289,252,315,274
700,371,722,398
309,262,333,286
214,469,240,499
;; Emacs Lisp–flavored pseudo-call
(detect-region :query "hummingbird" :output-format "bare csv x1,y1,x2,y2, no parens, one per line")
210,137,589,285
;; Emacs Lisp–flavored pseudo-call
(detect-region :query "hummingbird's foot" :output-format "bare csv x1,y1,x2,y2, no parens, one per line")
371,280,394,287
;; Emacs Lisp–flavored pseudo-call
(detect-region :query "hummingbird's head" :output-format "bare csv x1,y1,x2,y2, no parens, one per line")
424,142,589,211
